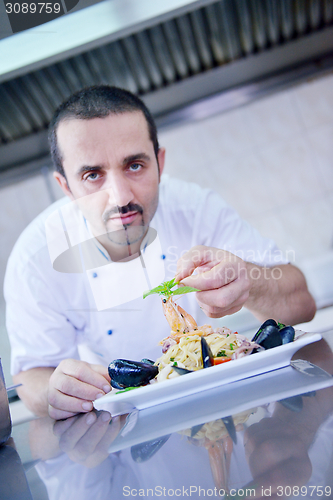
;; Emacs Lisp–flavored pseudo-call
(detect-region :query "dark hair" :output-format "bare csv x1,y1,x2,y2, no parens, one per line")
48,86,159,178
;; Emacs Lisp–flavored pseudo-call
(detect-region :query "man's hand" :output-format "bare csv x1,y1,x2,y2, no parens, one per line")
175,246,250,318
243,417,312,499
48,360,111,420
53,411,126,468
175,245,316,324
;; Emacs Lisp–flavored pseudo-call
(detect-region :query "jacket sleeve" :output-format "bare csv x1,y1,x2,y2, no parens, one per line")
191,188,289,266
4,245,83,376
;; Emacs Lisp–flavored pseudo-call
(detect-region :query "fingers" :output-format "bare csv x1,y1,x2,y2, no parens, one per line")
58,412,111,455
175,246,225,282
60,360,111,393
48,393,93,421
53,414,80,437
52,372,107,401
48,360,111,420
197,286,249,316
194,276,250,318
90,364,111,383
175,247,250,318
53,411,125,468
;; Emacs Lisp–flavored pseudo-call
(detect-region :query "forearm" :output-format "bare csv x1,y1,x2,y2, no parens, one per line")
13,367,55,417
245,263,316,325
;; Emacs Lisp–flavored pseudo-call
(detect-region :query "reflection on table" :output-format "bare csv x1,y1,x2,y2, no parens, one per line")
5,337,333,500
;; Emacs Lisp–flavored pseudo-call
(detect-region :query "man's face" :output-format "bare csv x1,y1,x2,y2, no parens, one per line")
55,112,165,251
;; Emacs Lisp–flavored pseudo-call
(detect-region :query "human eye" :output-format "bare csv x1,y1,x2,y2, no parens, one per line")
128,163,142,172
83,171,101,182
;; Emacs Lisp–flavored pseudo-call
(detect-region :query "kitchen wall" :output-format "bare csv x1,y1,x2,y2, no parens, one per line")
159,70,333,263
0,69,333,384
159,70,333,307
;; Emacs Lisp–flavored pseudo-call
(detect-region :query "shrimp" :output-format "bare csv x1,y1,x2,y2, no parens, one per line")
161,296,197,334
205,436,233,494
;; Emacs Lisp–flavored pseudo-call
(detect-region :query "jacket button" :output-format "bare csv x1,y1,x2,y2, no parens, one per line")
107,330,113,335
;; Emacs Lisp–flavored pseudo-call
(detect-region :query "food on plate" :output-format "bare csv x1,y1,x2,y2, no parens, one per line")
108,359,158,390
155,328,258,382
252,318,295,349
108,280,296,390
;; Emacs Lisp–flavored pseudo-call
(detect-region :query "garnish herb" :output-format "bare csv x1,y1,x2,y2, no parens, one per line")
217,350,227,357
115,387,139,394
173,361,178,366
170,357,175,361
230,344,234,350
143,278,200,299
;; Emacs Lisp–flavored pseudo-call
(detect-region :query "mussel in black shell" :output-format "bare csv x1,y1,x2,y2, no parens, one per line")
252,320,295,350
252,319,278,342
172,366,193,375
108,359,158,389
279,325,295,344
201,336,214,368
254,324,282,349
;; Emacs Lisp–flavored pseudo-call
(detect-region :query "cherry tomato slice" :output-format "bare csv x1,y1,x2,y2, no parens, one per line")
213,358,231,365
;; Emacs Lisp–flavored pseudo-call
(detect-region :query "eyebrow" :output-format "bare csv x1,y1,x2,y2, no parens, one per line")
76,153,151,177
76,165,103,177
122,153,151,165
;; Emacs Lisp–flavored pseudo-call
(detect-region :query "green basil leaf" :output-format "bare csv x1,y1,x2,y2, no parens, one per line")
143,285,166,299
164,278,177,289
171,286,200,296
143,280,199,299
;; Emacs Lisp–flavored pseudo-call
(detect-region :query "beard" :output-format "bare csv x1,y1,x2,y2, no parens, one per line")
102,202,146,247
105,217,146,246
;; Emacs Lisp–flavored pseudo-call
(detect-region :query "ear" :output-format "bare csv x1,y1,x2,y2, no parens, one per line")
53,171,74,200
157,147,165,179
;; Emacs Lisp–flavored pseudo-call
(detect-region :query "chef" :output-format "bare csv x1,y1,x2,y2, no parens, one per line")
4,85,316,420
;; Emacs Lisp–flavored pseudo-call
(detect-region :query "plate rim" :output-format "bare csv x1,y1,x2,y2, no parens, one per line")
94,331,322,412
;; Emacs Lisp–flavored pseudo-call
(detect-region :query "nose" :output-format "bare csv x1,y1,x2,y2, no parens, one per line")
105,171,134,209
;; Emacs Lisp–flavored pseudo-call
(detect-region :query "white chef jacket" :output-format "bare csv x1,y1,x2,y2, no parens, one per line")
4,175,287,376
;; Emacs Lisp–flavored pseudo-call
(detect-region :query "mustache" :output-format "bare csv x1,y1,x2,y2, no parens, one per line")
102,203,143,223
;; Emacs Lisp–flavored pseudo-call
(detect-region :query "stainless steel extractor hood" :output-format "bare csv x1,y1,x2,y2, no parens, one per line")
0,0,333,178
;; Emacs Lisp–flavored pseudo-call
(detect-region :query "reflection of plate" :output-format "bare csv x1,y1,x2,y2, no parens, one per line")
107,360,333,453
94,332,321,415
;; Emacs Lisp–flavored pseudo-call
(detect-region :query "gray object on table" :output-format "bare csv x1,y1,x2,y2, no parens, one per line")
0,358,12,445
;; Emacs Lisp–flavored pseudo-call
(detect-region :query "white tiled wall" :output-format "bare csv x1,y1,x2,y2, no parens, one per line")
159,71,333,265
0,174,62,298
1,71,333,384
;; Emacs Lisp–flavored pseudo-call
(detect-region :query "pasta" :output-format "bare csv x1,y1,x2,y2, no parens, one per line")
155,325,258,382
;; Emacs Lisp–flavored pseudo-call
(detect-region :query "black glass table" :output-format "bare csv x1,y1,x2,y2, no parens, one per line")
3,333,333,500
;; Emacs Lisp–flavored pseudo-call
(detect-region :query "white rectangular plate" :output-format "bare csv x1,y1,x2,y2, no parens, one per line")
94,331,321,415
